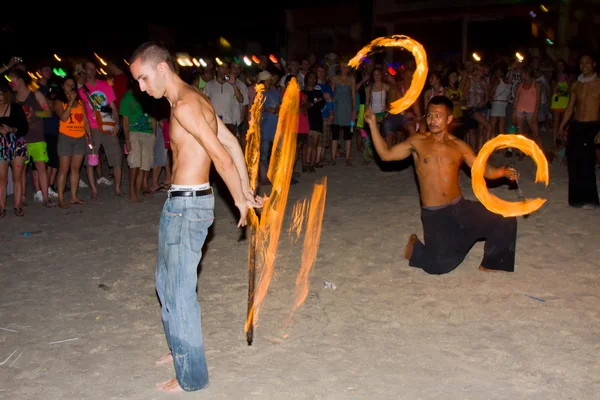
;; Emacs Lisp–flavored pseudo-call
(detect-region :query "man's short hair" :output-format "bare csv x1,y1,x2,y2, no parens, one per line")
129,41,175,72
427,95,454,115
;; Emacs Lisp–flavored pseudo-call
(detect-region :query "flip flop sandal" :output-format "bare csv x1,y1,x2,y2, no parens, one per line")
14,208,24,217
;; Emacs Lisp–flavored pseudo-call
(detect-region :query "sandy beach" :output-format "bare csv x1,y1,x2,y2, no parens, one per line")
1,146,599,399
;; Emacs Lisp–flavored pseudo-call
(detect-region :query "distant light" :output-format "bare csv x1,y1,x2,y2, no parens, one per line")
243,56,251,66
54,54,61,62
4,75,11,82
215,57,223,66
99,58,107,66
199,58,207,67
516,52,524,62
124,59,130,66
472,52,481,62
100,68,107,75
192,58,200,67
546,38,554,45
387,66,396,76
177,58,185,67
251,55,260,64
540,4,548,12
269,54,278,63
53,68,66,77
35,72,42,79
529,10,537,18
27,71,36,79
185,58,193,67
219,37,231,48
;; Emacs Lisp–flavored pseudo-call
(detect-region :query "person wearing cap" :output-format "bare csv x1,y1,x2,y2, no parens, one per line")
257,70,281,184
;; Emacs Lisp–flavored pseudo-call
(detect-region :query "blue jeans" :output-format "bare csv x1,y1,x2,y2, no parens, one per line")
155,192,215,391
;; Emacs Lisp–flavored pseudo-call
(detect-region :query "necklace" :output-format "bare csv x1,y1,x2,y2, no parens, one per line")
578,73,598,83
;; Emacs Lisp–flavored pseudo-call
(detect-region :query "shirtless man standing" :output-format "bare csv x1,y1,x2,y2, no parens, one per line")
129,42,261,393
366,96,519,275
558,54,600,209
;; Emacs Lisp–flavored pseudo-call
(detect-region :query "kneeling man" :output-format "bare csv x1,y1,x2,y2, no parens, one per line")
366,96,519,275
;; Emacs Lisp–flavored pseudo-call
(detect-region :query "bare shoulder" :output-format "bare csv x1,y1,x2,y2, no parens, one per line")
449,135,473,153
407,132,429,146
173,87,213,118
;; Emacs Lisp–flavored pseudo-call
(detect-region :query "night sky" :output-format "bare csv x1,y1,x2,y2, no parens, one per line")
1,1,352,67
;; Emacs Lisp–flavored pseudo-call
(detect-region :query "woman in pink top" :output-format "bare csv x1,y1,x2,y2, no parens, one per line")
512,67,551,161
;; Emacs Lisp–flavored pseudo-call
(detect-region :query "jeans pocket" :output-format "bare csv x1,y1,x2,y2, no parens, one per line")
186,207,214,254
162,209,183,246
187,218,213,254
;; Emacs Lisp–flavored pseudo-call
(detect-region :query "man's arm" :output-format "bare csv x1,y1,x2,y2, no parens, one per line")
33,91,52,118
215,117,250,188
366,109,413,161
460,139,516,180
215,116,263,206
231,82,243,103
173,101,248,226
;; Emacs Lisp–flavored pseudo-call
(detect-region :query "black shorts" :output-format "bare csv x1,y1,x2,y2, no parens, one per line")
331,125,352,140
297,134,308,145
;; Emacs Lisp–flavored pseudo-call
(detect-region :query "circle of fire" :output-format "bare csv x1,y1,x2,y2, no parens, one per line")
471,134,550,218
348,35,428,114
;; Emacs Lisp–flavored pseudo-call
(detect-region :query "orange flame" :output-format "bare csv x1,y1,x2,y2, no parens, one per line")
291,177,327,313
245,78,300,335
245,84,265,196
471,134,549,217
288,199,308,241
348,35,428,114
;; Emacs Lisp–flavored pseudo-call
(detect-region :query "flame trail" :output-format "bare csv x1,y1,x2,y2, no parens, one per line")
288,199,308,241
471,134,549,217
245,78,300,338
289,177,327,321
348,35,428,114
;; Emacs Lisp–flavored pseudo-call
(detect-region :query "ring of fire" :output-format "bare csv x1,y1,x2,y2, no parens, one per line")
471,134,550,218
348,35,428,115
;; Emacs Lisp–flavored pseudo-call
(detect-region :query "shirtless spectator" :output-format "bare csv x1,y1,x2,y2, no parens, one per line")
129,42,261,393
559,54,600,209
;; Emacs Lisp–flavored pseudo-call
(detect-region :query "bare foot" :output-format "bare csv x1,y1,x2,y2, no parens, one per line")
404,234,419,260
130,194,143,204
156,378,183,393
155,352,173,366
42,200,57,208
70,197,86,205
58,199,71,209
478,265,507,273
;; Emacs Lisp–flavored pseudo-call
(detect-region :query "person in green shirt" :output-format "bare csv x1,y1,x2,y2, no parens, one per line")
120,88,156,203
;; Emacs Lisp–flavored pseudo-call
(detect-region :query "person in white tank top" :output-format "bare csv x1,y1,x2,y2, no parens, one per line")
489,65,512,138
366,67,389,119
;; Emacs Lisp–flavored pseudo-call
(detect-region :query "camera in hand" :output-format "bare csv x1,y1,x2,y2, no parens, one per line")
224,75,230,81
100,105,112,113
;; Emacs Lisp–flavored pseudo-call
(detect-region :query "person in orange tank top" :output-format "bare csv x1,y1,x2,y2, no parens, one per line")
52,77,93,208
